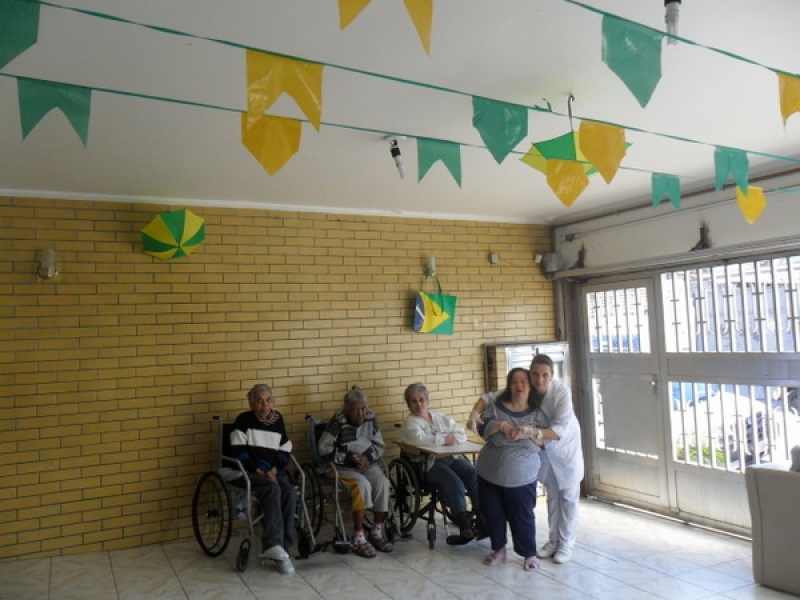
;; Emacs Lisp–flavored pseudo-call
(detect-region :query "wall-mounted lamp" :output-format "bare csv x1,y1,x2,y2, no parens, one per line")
385,135,406,180
489,252,500,265
424,254,437,277
665,0,680,45
37,248,59,280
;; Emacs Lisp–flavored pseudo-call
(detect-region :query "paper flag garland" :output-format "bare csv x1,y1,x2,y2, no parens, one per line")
778,72,800,125
0,0,39,69
602,15,663,108
578,121,627,184
417,138,462,186
245,50,323,131
736,186,766,224
18,78,92,145
714,147,749,193
403,0,433,55
472,97,528,164
141,208,206,261
338,0,372,29
242,114,302,175
652,173,681,209
546,159,589,207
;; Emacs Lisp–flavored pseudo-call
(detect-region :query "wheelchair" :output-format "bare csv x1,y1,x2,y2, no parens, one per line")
191,416,318,572
387,441,481,548
301,415,401,554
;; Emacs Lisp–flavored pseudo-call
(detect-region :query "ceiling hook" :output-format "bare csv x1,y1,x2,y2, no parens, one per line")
567,94,575,132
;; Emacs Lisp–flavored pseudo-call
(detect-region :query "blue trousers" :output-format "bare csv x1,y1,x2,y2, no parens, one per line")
424,456,478,516
477,475,537,558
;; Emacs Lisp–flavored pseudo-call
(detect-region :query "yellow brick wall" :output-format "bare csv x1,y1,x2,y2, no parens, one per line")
0,196,555,559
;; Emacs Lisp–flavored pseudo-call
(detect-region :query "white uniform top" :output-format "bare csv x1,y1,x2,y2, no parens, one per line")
481,378,584,491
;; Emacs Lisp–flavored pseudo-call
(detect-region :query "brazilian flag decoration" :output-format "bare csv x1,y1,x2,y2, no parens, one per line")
141,208,206,261
413,290,457,335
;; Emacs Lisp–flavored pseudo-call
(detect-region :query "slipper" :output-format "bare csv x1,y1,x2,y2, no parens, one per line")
482,548,506,566
351,538,377,558
523,556,540,571
368,532,393,553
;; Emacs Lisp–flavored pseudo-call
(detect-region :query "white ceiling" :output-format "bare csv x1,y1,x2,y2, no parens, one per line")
2,0,800,224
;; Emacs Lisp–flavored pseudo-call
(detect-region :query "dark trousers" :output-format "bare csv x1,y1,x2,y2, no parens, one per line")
250,474,297,552
477,475,537,558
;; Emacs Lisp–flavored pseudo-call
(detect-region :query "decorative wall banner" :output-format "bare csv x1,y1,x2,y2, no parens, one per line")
338,0,372,29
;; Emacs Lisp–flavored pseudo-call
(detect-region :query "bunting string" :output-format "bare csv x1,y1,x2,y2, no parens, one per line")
3,0,800,201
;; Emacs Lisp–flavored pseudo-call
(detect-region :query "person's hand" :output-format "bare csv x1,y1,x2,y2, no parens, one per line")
265,467,278,482
443,433,456,446
350,453,369,470
467,410,483,433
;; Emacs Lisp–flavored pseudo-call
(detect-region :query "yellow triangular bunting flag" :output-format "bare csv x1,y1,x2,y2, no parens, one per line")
736,186,766,224
778,72,800,125
241,114,301,175
246,50,323,131
338,0,373,29
578,121,627,184
403,0,433,55
546,160,589,207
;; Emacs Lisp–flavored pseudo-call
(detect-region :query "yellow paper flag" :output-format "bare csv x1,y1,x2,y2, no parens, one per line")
778,72,800,125
736,185,766,224
578,121,627,184
246,50,323,131
404,0,433,55
338,0,373,29
241,114,301,175
547,160,589,207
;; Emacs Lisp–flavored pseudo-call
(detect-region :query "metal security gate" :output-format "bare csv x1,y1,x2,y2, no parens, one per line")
578,257,800,533
581,279,671,510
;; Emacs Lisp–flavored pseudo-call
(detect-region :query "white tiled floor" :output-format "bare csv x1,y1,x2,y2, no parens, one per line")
1,497,795,600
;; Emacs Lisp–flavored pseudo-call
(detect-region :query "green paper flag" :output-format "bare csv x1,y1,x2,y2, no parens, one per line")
417,138,461,186
472,96,528,163
652,173,681,209
0,0,39,69
714,147,749,193
602,15,663,108
18,78,92,145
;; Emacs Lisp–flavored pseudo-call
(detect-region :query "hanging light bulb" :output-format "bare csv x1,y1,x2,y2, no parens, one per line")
665,0,681,46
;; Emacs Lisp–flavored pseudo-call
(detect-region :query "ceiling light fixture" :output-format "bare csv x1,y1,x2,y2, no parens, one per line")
385,135,406,180
665,0,680,45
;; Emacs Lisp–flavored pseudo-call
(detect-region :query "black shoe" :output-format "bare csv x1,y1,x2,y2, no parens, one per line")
446,533,473,546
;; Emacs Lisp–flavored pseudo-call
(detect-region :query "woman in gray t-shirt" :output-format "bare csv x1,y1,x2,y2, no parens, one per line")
476,367,545,571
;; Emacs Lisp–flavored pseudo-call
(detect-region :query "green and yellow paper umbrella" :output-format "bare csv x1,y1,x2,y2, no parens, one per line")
141,208,205,261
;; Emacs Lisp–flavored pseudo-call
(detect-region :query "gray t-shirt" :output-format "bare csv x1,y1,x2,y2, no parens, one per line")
476,401,541,487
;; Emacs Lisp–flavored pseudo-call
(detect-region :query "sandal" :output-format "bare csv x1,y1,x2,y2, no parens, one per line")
523,556,540,571
368,532,394,553
483,548,507,566
351,538,377,558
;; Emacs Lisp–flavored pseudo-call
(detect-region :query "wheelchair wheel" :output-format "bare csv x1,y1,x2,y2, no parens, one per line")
301,463,324,536
387,458,421,535
192,471,233,557
235,538,250,572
